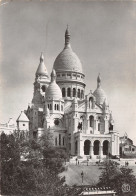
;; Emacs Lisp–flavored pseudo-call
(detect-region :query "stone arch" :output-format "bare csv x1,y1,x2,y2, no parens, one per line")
84,140,91,155
81,90,84,99
89,115,94,128
94,140,100,155
103,140,109,155
73,88,76,97
89,97,94,109
67,88,71,97
62,88,65,97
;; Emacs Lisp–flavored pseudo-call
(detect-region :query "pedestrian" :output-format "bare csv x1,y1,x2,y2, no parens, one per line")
76,158,78,165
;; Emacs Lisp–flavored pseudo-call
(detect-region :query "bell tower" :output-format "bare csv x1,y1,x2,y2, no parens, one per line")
26,53,50,139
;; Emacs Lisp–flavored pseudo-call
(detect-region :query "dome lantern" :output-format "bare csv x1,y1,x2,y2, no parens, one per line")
97,73,101,88
65,25,70,48
51,69,56,82
36,53,48,77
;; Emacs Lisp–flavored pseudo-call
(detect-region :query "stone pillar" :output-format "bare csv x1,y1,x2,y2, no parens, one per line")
78,139,84,156
90,145,94,158
71,87,73,98
104,119,109,134
66,87,67,97
99,145,103,159
59,101,61,112
87,119,89,129
94,120,96,132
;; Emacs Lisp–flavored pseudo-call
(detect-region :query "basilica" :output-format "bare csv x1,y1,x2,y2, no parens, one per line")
21,27,119,159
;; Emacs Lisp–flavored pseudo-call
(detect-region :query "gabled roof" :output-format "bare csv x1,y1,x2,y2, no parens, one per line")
16,111,29,122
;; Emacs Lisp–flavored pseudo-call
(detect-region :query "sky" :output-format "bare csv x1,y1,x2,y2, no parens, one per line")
0,0,136,143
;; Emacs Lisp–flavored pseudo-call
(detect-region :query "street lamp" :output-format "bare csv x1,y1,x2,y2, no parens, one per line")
81,171,84,185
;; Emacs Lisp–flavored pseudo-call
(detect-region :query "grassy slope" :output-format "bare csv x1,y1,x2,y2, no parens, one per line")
61,162,136,186
61,165,101,186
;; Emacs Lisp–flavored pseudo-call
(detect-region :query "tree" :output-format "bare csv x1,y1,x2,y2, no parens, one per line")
98,160,136,195
1,131,69,196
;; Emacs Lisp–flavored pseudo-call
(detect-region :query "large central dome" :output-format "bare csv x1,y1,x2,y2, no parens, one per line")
53,27,83,73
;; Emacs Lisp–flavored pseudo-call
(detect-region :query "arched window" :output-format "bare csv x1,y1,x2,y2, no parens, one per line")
89,116,94,127
67,88,71,97
94,140,100,155
73,88,76,97
63,137,65,146
57,104,59,110
50,104,52,110
48,104,49,109
62,88,65,97
84,140,91,155
89,97,93,109
54,104,56,110
78,89,80,98
81,90,83,99
103,140,109,155
98,123,101,131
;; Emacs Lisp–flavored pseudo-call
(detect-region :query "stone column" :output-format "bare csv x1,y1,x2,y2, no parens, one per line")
99,145,103,159
71,86,73,98
66,87,67,98
87,118,89,129
90,144,94,158
78,139,84,156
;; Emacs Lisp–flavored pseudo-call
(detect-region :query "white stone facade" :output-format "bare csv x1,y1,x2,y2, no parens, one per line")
25,27,119,159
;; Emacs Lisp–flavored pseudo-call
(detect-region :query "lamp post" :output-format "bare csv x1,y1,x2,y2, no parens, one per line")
81,171,84,185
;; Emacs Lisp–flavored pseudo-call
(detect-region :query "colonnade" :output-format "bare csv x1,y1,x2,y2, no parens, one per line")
61,87,84,99
75,139,110,158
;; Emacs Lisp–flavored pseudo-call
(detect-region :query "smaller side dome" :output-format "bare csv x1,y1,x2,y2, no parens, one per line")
93,74,107,105
36,53,48,77
46,69,62,100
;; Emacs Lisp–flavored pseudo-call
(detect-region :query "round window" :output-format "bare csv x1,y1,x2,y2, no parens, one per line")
54,119,59,126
